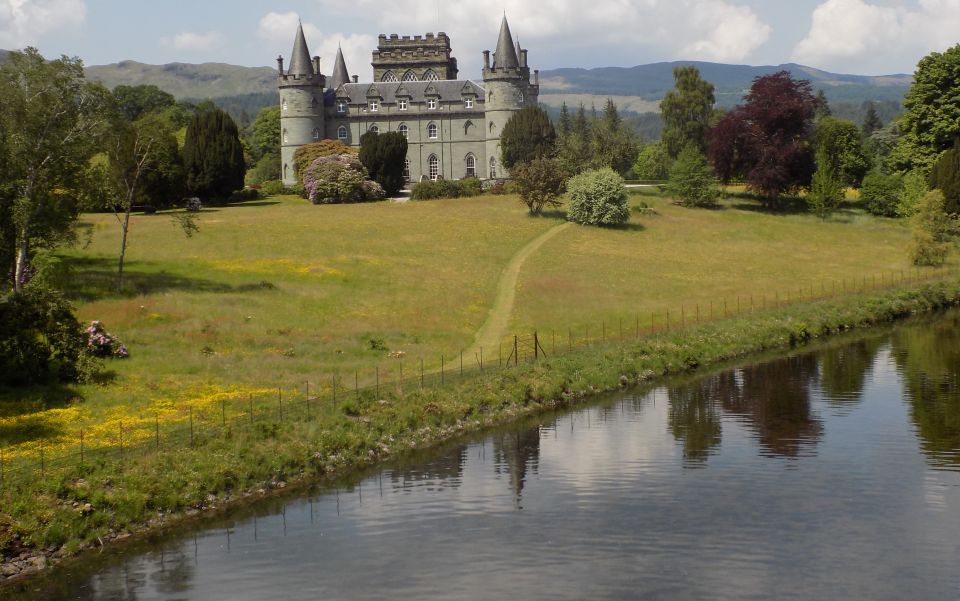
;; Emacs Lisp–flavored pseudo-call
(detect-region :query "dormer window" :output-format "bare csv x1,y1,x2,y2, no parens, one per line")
398,99,408,111
337,100,347,113
369,100,379,112
464,98,473,109
427,98,437,110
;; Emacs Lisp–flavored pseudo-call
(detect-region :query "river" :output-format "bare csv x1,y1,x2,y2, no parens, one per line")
10,312,960,600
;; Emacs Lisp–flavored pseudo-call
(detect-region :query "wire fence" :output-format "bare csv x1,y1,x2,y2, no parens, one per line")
2,264,958,492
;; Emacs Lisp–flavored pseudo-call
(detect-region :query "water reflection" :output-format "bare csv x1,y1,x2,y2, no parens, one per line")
817,338,884,414
492,427,541,507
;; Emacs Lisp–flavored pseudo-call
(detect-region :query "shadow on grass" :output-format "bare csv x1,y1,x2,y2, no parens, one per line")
0,384,79,443
60,257,277,302
729,194,809,215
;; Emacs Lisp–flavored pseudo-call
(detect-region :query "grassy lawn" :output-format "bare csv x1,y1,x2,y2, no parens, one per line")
0,189,945,466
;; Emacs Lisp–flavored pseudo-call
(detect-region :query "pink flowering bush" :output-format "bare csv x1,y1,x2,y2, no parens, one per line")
85,321,129,359
302,154,386,204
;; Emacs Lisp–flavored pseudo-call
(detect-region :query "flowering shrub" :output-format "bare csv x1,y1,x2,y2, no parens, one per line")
85,321,129,359
302,154,385,204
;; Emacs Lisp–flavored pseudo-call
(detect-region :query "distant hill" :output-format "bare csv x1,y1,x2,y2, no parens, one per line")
85,60,277,99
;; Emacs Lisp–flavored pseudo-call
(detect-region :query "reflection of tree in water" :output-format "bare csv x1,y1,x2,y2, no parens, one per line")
150,545,195,596
493,426,541,507
667,375,726,465
892,313,960,467
817,338,884,414
389,445,468,490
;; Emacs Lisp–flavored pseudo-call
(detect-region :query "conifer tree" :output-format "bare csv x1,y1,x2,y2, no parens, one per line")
660,66,716,158
359,131,408,196
182,107,246,200
808,146,845,219
929,139,960,214
861,102,883,138
500,105,556,170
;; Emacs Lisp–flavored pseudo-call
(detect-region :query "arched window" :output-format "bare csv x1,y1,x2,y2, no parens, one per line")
465,154,476,178
398,124,408,139
338,126,348,141
427,123,438,139
464,121,474,137
489,157,497,179
381,71,398,82
423,69,438,81
311,97,319,109
283,164,288,181
369,125,380,134
312,127,321,140
402,158,411,182
402,70,418,82
283,129,289,144
428,155,439,181
489,122,497,134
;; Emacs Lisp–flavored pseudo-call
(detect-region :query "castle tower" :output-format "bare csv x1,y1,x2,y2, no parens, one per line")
329,46,351,90
278,23,326,186
482,16,539,178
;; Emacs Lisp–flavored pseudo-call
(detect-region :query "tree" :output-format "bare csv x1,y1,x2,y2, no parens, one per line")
666,145,720,208
660,66,716,158
566,167,630,226
112,84,176,122
633,141,672,180
249,106,281,163
929,138,960,214
512,158,567,215
0,48,110,291
557,102,572,138
359,131,408,197
500,105,556,170
814,117,870,187
182,107,246,200
814,89,832,119
589,99,639,175
708,71,819,207
889,44,960,173
861,102,883,139
557,103,591,175
860,170,903,217
910,190,955,266
808,146,845,219
106,112,189,292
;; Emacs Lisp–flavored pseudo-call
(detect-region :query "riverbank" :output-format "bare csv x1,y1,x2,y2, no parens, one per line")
3,277,960,586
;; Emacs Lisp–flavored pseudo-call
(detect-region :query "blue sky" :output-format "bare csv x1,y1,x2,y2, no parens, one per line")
2,0,958,78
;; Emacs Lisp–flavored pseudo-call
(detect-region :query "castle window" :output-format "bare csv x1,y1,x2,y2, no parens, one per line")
489,122,497,134
282,100,288,112
369,100,379,112
427,98,437,110
464,121,474,137
518,92,524,102
402,158,410,182
381,71,398,82
370,125,380,134
402,70,418,82
464,98,473,109
311,97,319,109
465,154,476,178
283,129,288,143
312,128,321,140
398,99,408,111
428,155,439,181
398,124,408,139
337,100,347,113
338,126,348,141
427,123,438,139
489,157,497,179
423,69,439,81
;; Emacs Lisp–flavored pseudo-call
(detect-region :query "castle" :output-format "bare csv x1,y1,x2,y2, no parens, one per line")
277,16,539,186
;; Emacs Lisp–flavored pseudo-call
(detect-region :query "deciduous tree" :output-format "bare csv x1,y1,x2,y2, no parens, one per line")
512,158,567,215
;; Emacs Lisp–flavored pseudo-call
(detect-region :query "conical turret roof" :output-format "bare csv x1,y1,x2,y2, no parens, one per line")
330,45,350,89
493,16,519,69
287,22,314,76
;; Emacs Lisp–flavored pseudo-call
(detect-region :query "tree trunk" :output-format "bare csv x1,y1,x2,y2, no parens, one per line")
116,190,135,294
14,229,30,292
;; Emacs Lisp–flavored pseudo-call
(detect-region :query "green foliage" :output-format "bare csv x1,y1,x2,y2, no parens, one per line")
861,102,883,138
808,147,845,218
248,106,281,163
899,169,929,217
860,170,904,217
0,286,94,385
929,140,960,214
410,178,482,201
890,44,960,173
500,105,556,170
910,190,954,265
359,131,408,196
293,140,356,184
589,99,639,175
259,180,287,197
666,146,720,208
660,66,716,157
111,85,176,122
182,107,246,200
107,112,185,210
566,168,630,226
246,149,281,186
814,117,871,187
511,158,568,215
633,141,672,181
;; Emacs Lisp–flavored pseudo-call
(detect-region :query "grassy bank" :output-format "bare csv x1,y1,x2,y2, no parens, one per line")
2,278,960,582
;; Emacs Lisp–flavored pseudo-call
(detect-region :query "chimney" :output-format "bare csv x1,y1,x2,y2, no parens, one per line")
352,75,359,83
483,50,490,70
521,50,528,68
313,56,321,75
277,55,284,75
534,70,539,86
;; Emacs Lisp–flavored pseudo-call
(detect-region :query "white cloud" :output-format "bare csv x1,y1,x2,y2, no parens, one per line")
792,0,960,73
0,0,86,48
160,31,225,52
258,11,375,82
297,0,770,76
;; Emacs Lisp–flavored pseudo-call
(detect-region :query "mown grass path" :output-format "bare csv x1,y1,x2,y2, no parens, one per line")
464,222,572,363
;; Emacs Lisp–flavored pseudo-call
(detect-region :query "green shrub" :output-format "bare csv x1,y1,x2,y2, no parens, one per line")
245,150,281,186
808,148,845,219
458,177,483,197
633,141,672,180
410,178,482,200
410,180,445,200
930,140,960,214
910,190,953,266
899,169,929,217
666,146,720,208
227,188,261,203
860,170,903,217
566,168,630,226
260,180,286,197
512,158,567,215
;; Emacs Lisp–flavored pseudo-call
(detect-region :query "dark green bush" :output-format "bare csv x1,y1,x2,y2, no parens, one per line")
410,178,482,200
930,140,960,214
860,171,903,217
259,180,286,197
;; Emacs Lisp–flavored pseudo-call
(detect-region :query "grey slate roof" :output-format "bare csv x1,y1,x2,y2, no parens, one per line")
288,24,314,76
493,17,519,69
330,46,350,89
334,80,486,104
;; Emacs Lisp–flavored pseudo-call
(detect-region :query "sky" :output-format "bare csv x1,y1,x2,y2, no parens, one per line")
1,0,958,79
